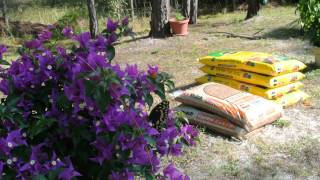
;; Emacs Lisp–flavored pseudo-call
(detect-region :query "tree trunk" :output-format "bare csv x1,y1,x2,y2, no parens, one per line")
1,0,9,32
143,0,146,17
222,0,228,13
130,0,135,22
246,0,260,20
87,0,98,37
190,0,198,24
150,0,170,38
170,0,178,9
181,0,191,19
232,0,236,12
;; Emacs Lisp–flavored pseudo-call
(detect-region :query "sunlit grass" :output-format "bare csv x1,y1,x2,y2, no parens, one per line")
8,6,72,24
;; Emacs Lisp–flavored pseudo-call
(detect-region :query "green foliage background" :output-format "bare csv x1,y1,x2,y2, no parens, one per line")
297,0,320,46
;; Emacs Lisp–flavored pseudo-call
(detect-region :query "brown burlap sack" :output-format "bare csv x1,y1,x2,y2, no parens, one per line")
175,83,283,131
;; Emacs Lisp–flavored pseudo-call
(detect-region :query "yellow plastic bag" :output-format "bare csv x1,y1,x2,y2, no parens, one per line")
198,51,307,76
195,75,304,100
273,90,310,108
200,66,305,88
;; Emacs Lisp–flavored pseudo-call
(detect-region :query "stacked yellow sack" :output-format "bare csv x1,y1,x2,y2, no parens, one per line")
195,51,309,107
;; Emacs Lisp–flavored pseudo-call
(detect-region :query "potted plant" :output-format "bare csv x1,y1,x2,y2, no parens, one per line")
297,0,320,67
169,13,189,36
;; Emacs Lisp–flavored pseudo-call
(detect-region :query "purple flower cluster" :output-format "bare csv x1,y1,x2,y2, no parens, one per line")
0,18,198,179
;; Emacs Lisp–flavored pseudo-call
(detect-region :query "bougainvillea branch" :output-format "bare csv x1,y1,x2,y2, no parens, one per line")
0,18,198,180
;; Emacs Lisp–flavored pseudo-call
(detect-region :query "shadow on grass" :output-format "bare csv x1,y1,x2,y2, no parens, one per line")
261,27,303,40
202,127,241,142
168,82,198,93
302,62,320,73
113,35,150,46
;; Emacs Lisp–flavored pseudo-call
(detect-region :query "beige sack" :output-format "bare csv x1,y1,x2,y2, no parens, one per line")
175,83,283,131
175,105,248,138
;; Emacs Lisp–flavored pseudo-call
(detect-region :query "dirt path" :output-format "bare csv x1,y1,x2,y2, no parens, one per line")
115,7,320,179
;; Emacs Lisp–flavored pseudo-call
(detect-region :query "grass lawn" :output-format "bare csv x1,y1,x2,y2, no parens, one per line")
2,4,320,179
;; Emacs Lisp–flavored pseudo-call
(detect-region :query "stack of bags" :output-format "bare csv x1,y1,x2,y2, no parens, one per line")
195,51,309,107
174,82,283,139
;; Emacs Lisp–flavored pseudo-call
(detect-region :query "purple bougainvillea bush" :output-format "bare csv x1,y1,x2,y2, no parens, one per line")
0,18,198,180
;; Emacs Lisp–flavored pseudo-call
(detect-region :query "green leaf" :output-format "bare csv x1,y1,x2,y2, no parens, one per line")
47,169,61,180
29,116,56,138
144,135,156,147
57,94,72,113
155,83,166,100
106,46,115,61
146,76,156,84
145,173,155,180
94,87,111,113
84,79,97,97
144,93,153,108
165,80,175,91
0,59,10,65
33,174,47,180
11,146,30,162
6,95,20,107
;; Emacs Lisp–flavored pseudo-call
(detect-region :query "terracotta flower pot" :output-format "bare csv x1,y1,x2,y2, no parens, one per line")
169,18,189,36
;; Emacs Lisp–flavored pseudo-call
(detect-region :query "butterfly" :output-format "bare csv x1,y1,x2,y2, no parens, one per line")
148,100,170,131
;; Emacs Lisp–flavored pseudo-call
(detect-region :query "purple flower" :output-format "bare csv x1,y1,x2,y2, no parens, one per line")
0,140,10,155
127,136,160,169
17,97,34,118
128,143,149,165
109,169,134,180
156,127,179,156
74,32,91,48
102,106,135,131
56,46,67,56
146,127,159,136
6,129,27,147
0,161,3,175
147,65,158,77
38,50,57,81
0,79,9,95
169,143,183,156
125,64,139,79
44,152,65,170
118,133,132,150
90,140,113,165
24,39,42,49
0,129,27,155
38,30,52,41
63,80,86,105
47,24,55,30
19,144,47,175
163,163,190,180
111,64,125,78
122,17,129,26
59,159,81,180
90,35,108,52
0,44,7,59
62,27,74,38
106,18,118,32
87,52,107,69
107,32,117,45
181,125,198,146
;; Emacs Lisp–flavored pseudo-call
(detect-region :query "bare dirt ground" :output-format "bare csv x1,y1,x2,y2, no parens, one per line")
115,6,320,180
